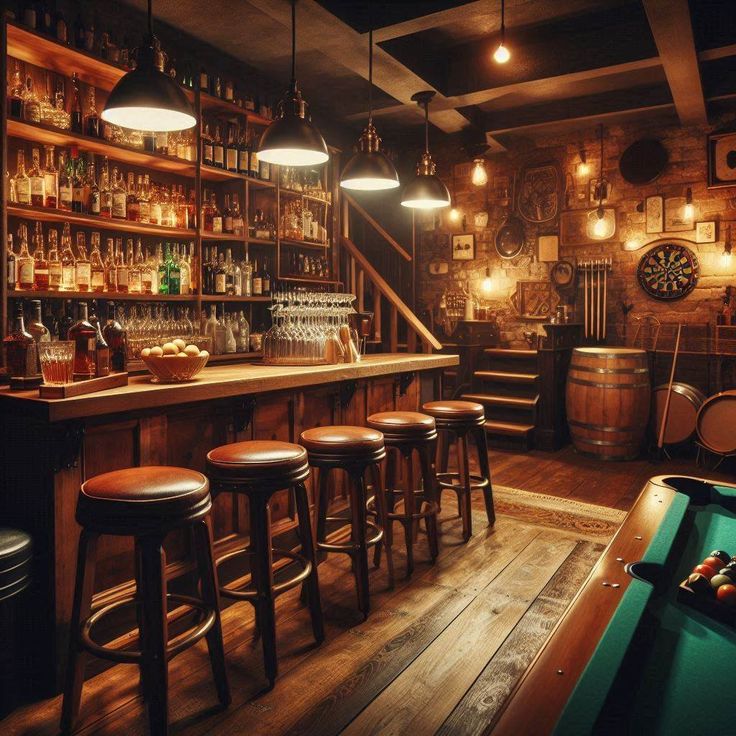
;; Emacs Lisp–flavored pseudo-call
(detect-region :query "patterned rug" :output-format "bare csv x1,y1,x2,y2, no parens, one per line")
492,485,626,541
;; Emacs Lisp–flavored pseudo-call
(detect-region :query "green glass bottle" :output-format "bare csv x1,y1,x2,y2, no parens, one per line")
168,243,181,295
157,242,169,295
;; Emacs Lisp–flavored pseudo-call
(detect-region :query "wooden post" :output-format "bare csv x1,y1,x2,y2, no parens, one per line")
390,306,398,353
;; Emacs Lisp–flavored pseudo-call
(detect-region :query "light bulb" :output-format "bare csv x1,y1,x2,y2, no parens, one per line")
481,276,493,295
683,202,695,220
577,161,590,177
593,216,607,238
493,43,510,64
471,159,488,187
449,207,460,223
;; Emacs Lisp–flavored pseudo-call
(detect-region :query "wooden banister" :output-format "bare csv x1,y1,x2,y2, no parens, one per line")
342,236,442,351
343,192,412,263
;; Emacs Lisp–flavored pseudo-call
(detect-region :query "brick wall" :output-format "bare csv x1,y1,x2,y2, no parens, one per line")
416,115,736,348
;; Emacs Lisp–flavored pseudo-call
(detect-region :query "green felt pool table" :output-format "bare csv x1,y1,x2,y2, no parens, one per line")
493,475,736,736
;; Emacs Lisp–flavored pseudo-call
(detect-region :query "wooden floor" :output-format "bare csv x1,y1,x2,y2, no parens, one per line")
3,444,732,736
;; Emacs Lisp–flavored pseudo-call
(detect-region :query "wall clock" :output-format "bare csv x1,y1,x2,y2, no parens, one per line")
637,243,699,300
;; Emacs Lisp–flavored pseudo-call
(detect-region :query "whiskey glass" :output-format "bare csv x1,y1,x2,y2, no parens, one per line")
39,341,75,385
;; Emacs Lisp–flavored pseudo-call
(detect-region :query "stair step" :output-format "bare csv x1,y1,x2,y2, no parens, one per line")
475,370,539,384
462,393,538,408
484,348,538,358
484,420,535,437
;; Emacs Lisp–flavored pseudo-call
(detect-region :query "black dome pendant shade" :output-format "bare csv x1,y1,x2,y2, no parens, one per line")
340,28,399,191
258,0,329,167
101,0,196,132
401,91,450,209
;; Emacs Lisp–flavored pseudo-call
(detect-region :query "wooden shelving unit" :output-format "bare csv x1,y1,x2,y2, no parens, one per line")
2,19,341,345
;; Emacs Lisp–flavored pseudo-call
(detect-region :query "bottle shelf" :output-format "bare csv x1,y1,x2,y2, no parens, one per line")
8,289,197,301
201,232,248,242
280,238,330,250
7,119,198,177
199,164,276,187
200,295,271,303
277,276,342,285
7,205,196,238
199,92,272,125
279,188,331,205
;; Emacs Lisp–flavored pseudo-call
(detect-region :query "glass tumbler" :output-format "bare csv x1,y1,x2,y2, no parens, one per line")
39,341,75,385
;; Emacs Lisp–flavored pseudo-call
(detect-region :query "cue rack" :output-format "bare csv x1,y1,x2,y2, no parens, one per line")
578,258,612,342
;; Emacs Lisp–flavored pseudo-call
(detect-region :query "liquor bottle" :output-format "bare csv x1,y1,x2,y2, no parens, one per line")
75,231,91,291
28,147,45,207
141,247,154,295
70,73,83,133
237,127,249,175
28,299,50,373
224,248,235,295
46,228,61,290
226,124,238,172
16,224,34,290
242,253,253,296
7,234,17,289
212,75,222,99
224,312,236,353
213,305,226,354
58,300,74,339
43,145,58,208
129,238,143,294
85,86,100,138
99,157,112,217
199,66,209,92
93,315,110,377
111,167,127,219
3,301,37,378
233,255,242,296
224,79,234,103
213,124,224,168
137,174,150,223
262,258,271,296
158,243,170,295
60,223,76,290
32,221,49,289
14,149,31,206
149,183,162,225
7,62,25,118
214,251,227,295
89,232,104,292
103,237,116,292
168,244,181,295
232,193,244,235
252,258,262,295
201,247,211,294
70,149,86,213
68,301,96,378
202,123,214,167
58,150,72,210
223,194,233,234
23,76,41,123
179,243,191,295
236,311,250,353
102,302,127,372
87,161,100,216
126,171,139,221
211,192,223,233
248,134,259,179
115,237,129,293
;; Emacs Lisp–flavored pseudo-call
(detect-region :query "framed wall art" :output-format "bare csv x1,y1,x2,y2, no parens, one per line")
645,195,664,233
510,280,559,320
696,221,717,243
708,130,736,189
538,234,559,262
452,233,475,260
664,197,692,233
517,162,561,223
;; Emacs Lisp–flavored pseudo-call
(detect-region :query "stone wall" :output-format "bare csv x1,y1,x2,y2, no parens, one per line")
416,114,736,348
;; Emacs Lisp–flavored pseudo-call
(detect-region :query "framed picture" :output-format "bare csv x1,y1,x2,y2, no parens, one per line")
664,197,692,232
538,234,559,262
708,130,736,189
510,280,559,320
517,162,561,223
452,233,475,260
645,195,664,234
696,221,717,243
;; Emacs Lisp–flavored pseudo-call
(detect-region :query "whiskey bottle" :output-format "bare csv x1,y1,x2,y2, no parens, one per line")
115,237,129,293
252,258,262,295
85,86,100,138
141,247,154,295
158,243,170,295
17,224,35,290
179,243,191,295
232,193,244,236
129,238,143,294
214,252,227,295
58,150,72,211
111,167,127,219
28,147,46,207
70,149,86,213
89,232,104,292
262,258,271,296
99,157,112,217
70,73,83,133
225,248,235,295
93,317,110,377
202,123,214,167
6,234,17,289
3,301,37,378
7,62,25,118
102,302,127,372
68,301,96,379
32,221,49,290
237,127,249,174
213,125,225,168
223,194,233,234
60,223,76,290
47,228,62,290
126,171,140,221
58,300,74,339
211,192,223,233
242,253,253,296
226,124,238,172
28,298,50,373
43,145,58,208
137,174,150,223
75,231,91,291
14,149,31,206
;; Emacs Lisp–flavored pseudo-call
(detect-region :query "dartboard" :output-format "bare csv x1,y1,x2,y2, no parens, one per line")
637,243,699,300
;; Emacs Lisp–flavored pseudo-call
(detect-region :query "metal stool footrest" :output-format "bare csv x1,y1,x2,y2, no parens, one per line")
80,593,215,664
437,471,489,492
318,516,383,554
216,547,312,600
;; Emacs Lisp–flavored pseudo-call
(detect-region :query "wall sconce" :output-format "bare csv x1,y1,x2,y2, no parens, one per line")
577,150,590,177
481,264,493,295
471,158,488,187
683,187,695,221
588,206,615,239
722,228,733,267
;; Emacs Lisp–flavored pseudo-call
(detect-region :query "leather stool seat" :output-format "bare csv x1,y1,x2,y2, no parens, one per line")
367,411,437,443
207,440,309,487
301,426,385,465
0,528,32,603
422,400,485,425
77,466,211,534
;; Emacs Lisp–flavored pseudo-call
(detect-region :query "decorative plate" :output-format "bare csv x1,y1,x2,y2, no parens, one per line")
619,139,668,184
551,260,575,288
637,243,699,300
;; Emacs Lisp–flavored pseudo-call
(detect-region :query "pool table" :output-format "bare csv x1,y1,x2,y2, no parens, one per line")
493,475,736,735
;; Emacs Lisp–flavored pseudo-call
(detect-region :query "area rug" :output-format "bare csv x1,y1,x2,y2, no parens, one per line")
492,485,626,541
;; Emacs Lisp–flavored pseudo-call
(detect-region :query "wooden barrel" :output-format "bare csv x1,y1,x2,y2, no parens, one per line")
696,390,736,454
653,383,705,445
566,347,651,460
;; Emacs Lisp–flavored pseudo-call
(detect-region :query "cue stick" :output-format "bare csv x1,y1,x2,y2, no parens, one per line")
657,322,682,450
602,258,608,340
584,262,589,338
596,259,602,341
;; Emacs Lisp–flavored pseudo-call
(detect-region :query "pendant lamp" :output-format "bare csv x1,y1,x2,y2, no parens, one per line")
101,0,196,132
340,28,399,191
493,0,511,64
589,124,615,240
400,91,451,210
258,0,328,167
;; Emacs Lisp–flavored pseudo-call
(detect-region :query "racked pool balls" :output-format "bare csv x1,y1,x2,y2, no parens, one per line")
704,556,725,570
709,550,731,566
719,568,736,583
716,584,736,607
687,573,714,596
710,573,732,590
694,563,718,580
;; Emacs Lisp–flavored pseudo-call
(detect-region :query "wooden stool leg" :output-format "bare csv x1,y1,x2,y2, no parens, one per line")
293,482,325,645
134,539,149,700
402,449,415,578
349,470,371,619
456,433,473,542
250,493,277,688
385,450,397,513
315,468,331,562
435,430,449,512
193,518,231,707
474,426,495,526
418,444,440,561
139,536,170,736
370,462,395,586
60,530,98,735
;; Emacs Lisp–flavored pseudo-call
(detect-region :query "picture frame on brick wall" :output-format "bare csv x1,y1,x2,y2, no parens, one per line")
696,221,717,243
645,195,664,233
707,130,736,189
664,197,692,233
452,233,475,260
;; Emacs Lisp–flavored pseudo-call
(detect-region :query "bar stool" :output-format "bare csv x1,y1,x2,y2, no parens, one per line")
366,412,439,579
300,426,390,619
206,440,323,689
61,466,230,736
422,400,495,542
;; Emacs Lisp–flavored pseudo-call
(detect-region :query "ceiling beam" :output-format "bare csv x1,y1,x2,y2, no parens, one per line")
642,0,707,125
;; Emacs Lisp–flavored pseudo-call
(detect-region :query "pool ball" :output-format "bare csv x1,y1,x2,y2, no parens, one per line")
716,584,736,607
710,550,731,565
719,568,736,583
703,556,725,570
687,573,714,596
694,564,718,580
727,560,736,570
710,574,732,589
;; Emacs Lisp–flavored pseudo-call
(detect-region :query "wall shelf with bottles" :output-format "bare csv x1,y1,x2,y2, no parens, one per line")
280,189,332,206
200,295,271,303
8,289,198,302
280,238,330,250
277,276,343,286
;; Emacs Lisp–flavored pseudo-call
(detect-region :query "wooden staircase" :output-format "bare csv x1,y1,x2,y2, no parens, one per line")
462,348,540,449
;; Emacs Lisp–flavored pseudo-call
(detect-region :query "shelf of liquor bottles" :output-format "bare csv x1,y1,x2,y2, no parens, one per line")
8,289,198,302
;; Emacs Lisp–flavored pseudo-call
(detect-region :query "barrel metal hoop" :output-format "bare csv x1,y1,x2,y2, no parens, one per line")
568,419,645,433
572,436,639,448
570,365,649,375
568,377,651,389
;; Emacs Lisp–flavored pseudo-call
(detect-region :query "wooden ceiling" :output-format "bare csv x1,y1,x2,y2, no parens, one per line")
124,0,736,150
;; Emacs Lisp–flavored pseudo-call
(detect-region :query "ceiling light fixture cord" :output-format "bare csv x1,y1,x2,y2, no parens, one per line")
500,0,505,42
598,123,604,209
291,0,297,82
424,100,429,154
368,28,373,123
147,0,153,37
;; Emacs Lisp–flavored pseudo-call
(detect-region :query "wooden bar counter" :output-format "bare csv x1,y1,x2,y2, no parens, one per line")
0,353,457,695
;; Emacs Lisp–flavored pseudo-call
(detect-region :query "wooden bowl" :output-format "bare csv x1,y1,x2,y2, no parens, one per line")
140,353,209,383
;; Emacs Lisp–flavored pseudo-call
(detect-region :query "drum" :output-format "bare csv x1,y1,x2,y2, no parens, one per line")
696,390,736,454
566,347,651,460
653,383,706,445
